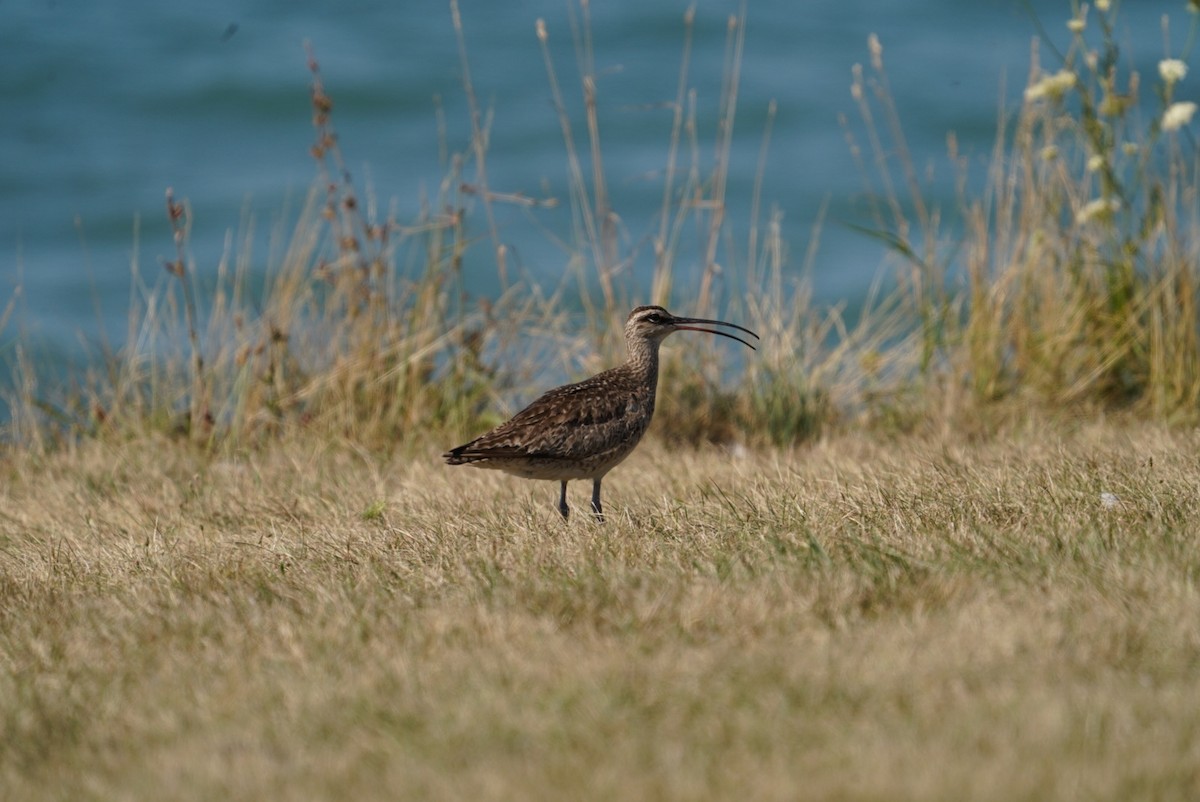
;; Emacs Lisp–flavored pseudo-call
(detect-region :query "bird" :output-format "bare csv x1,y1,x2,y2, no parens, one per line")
443,305,759,521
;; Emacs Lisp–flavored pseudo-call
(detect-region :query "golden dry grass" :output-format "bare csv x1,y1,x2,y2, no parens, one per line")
5,8,1200,800
2,424,1199,801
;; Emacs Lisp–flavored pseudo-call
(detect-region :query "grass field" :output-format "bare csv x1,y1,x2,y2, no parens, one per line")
3,423,1198,800
5,3,1200,798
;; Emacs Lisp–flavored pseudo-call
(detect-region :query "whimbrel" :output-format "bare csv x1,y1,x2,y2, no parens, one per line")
443,305,758,521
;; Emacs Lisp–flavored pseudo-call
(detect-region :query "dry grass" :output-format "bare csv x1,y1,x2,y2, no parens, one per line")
9,4,1200,452
2,425,1199,801
5,6,1200,797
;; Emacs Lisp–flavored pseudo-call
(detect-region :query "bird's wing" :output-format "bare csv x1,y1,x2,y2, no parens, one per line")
445,373,652,462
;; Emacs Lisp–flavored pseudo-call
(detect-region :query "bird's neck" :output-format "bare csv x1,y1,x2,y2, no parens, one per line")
625,337,661,389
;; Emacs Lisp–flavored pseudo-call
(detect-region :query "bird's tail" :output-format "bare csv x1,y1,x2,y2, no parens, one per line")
443,444,479,465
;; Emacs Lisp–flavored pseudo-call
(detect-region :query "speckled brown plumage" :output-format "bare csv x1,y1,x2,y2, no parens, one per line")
444,305,758,521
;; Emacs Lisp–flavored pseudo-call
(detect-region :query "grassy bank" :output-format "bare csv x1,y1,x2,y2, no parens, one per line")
2,425,1199,800
6,3,1200,450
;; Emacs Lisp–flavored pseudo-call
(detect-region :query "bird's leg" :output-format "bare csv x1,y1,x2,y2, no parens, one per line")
558,481,570,520
591,478,604,523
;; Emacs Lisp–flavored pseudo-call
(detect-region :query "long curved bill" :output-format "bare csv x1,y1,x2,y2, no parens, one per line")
673,316,760,350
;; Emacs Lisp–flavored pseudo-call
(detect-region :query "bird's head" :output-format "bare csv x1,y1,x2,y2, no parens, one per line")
624,305,759,349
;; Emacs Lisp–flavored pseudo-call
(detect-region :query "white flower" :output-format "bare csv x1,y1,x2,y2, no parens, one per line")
1096,0,1111,10
868,33,883,70
1076,197,1121,225
1163,101,1198,131
1067,7,1088,33
1024,70,1077,102
1087,154,1105,172
1041,145,1059,162
1159,59,1188,85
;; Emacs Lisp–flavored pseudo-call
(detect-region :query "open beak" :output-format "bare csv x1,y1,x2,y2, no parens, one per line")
672,316,760,350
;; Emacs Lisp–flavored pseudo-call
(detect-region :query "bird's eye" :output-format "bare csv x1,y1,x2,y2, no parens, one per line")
645,314,663,324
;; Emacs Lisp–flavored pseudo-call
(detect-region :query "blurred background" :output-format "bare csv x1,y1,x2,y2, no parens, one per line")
1,0,1183,373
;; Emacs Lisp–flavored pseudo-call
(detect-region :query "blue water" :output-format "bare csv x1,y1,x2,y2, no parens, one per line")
1,0,1187,375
